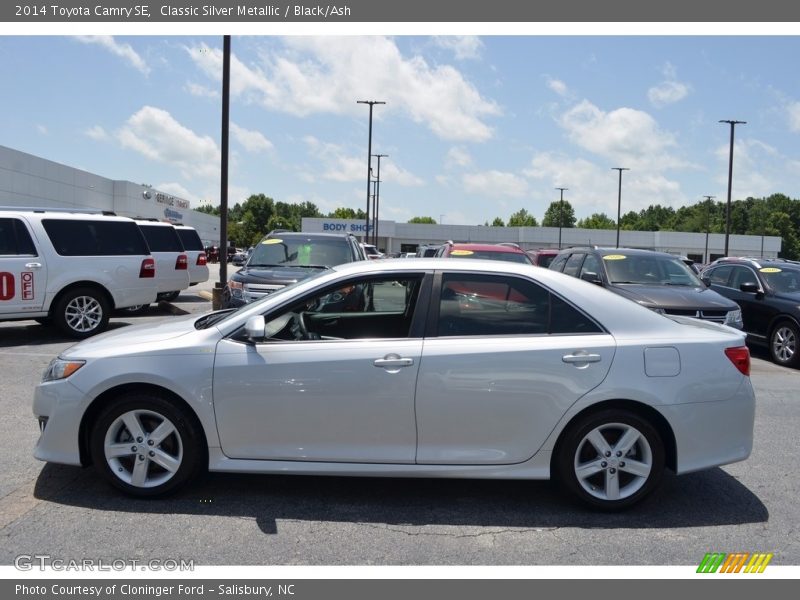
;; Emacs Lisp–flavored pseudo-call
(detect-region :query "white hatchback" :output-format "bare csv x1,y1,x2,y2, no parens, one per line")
33,258,755,509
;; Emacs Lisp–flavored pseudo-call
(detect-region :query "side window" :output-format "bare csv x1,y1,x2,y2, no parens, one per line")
706,265,733,287
579,253,602,279
0,218,37,256
42,219,149,256
549,254,569,272
730,266,758,289
563,253,585,277
550,295,604,334
259,274,424,342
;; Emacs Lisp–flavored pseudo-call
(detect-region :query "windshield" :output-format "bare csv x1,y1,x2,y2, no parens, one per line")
604,253,703,286
248,237,351,268
449,250,532,264
760,267,800,294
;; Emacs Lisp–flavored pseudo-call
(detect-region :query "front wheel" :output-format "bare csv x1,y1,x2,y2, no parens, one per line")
770,320,800,368
90,392,205,497
555,409,664,510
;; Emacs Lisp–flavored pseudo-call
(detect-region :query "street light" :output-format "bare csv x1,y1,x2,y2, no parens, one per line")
357,100,386,241
703,195,715,263
719,120,746,257
371,153,388,247
555,187,568,249
612,167,630,248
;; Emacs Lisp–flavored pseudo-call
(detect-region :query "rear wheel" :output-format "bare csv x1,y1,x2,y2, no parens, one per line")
53,287,109,338
90,392,205,497
555,409,664,510
770,320,800,368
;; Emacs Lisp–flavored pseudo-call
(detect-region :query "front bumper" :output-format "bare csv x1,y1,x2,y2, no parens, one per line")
33,379,85,466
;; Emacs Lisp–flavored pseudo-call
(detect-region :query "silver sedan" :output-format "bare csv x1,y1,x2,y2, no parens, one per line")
33,259,755,510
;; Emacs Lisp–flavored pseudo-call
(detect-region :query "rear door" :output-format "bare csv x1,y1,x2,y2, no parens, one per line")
0,217,46,314
415,271,615,465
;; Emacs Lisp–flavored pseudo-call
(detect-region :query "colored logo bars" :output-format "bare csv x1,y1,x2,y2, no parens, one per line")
697,552,773,573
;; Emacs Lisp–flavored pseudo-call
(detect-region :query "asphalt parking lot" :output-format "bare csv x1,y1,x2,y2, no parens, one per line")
0,266,798,566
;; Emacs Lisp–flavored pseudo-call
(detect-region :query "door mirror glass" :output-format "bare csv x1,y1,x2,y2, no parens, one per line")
740,282,759,294
580,271,602,285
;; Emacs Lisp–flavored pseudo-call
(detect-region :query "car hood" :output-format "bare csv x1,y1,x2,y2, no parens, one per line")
231,265,325,285
61,313,201,358
610,284,738,310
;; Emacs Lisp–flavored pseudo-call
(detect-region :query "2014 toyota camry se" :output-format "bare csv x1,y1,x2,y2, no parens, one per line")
33,258,755,509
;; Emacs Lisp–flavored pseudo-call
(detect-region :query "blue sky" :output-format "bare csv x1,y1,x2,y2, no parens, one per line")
2,35,800,224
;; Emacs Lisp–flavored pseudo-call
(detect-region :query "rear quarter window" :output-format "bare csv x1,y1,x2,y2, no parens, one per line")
176,228,204,251
139,225,184,252
42,219,150,256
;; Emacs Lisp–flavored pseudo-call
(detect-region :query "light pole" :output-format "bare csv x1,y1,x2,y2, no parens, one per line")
720,119,746,257
372,153,388,247
612,167,630,248
703,195,715,263
555,187,568,249
357,100,385,242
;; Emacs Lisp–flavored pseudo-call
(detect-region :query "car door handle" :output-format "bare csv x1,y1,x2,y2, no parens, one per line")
25,262,42,269
562,352,602,364
373,354,415,369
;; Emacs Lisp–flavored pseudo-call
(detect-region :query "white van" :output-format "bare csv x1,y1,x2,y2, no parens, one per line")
174,225,210,287
133,219,190,301
0,208,158,338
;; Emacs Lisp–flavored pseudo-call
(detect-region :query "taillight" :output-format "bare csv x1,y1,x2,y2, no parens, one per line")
197,253,207,266
725,346,750,376
176,254,188,270
139,258,155,278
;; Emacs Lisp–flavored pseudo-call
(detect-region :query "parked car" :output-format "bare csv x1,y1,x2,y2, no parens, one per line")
133,219,190,302
361,243,384,260
526,248,560,268
223,231,367,308
174,225,209,287
549,247,743,329
701,257,800,367
415,244,441,257
34,258,755,509
435,241,534,264
0,208,157,338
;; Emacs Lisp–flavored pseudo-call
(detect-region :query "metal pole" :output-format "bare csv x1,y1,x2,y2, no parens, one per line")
372,154,387,247
720,120,746,257
612,168,629,249
357,100,385,242
555,187,567,249
703,195,715,263
219,35,231,288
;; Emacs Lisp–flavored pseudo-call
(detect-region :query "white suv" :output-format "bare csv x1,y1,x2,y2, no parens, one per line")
0,209,157,338
133,219,190,302
174,225,209,287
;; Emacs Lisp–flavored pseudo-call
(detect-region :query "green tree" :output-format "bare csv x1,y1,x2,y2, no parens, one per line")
329,207,366,219
577,213,616,229
506,208,538,227
491,217,505,227
408,216,437,224
541,201,575,228
195,203,219,216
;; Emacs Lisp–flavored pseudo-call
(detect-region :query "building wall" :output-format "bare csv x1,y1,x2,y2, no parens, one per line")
0,145,220,245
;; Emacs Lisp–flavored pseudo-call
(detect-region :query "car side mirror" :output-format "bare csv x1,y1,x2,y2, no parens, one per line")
580,271,603,285
244,315,266,341
701,277,711,287
740,282,759,294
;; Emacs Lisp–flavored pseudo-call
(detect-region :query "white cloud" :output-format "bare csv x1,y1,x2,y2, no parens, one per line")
84,125,109,141
445,146,473,168
187,37,500,142
75,36,150,75
116,106,220,179
230,123,273,153
154,182,199,207
559,100,685,170
788,101,800,132
185,82,219,99
714,139,778,199
462,170,529,198
547,78,569,97
647,62,690,108
36,124,48,135
432,36,484,60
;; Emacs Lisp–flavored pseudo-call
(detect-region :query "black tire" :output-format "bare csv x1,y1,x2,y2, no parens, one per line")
34,317,52,326
89,392,206,498
117,304,149,316
158,291,181,302
53,287,110,339
769,320,800,368
555,409,665,510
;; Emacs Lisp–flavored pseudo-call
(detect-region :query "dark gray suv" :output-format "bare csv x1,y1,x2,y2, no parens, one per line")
223,231,367,308
549,247,743,329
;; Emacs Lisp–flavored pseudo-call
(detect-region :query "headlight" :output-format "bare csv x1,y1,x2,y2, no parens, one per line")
725,308,743,327
42,358,85,382
228,279,244,298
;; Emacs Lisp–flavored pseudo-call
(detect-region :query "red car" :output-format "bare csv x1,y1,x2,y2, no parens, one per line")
526,248,560,268
435,242,534,264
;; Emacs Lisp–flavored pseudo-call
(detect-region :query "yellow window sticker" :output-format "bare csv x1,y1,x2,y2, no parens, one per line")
450,250,474,256
261,238,282,245
760,267,782,273
603,254,627,260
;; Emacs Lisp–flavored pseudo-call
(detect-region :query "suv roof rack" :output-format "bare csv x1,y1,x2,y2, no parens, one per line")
497,242,522,249
0,206,117,216
133,217,162,222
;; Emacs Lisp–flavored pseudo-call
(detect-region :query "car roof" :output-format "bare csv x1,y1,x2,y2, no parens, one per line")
11,210,139,223
449,243,526,253
267,232,353,240
711,257,800,270
560,247,680,259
